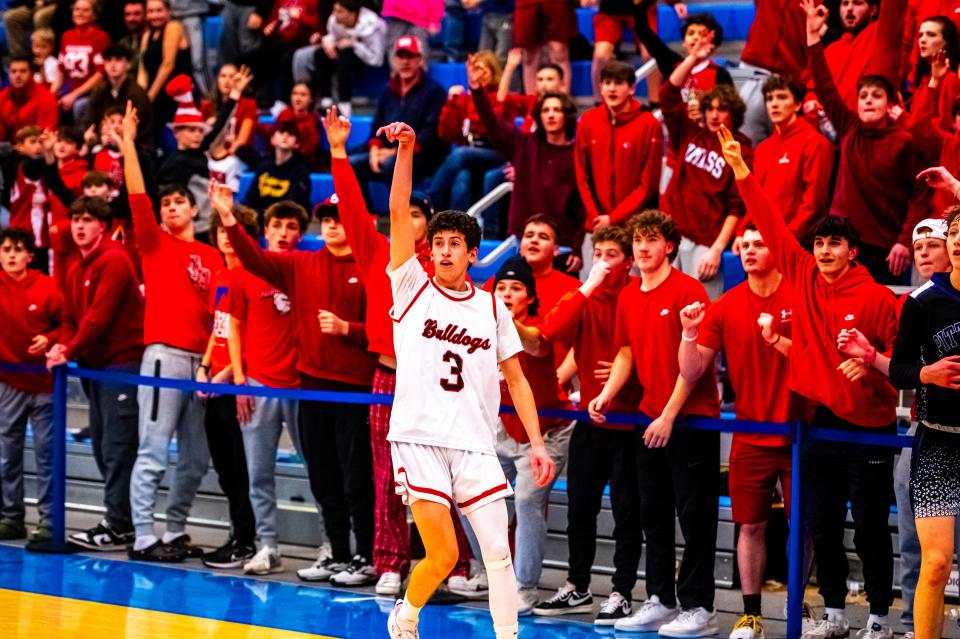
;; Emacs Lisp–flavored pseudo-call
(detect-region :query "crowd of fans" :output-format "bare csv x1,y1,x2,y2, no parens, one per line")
2,1,960,639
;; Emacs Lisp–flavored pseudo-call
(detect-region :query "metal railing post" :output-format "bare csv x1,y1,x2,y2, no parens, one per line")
786,420,806,639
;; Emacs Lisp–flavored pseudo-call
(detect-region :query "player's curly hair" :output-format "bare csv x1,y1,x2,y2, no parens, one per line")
210,202,259,240
702,84,746,131
626,209,681,262
427,211,482,250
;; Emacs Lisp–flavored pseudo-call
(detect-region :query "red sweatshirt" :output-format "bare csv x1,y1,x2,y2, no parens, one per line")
500,316,567,442
331,156,433,360
437,88,530,146
809,42,930,249
61,238,144,369
907,80,960,217
661,81,753,248
0,269,63,394
276,108,321,158
540,272,643,430
574,98,663,229
737,174,898,426
905,73,960,134
741,0,808,78
8,161,52,249
901,0,960,87
0,82,58,142
226,223,375,386
230,267,299,389
58,26,109,89
751,116,834,240
129,193,223,354
615,269,721,419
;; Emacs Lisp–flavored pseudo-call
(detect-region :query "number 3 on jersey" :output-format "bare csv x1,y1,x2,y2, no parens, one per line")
440,350,464,392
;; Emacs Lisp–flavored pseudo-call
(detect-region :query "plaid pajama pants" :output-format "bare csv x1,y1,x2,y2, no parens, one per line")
371,366,472,577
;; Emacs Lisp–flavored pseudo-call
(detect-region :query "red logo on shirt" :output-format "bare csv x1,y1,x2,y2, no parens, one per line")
187,255,212,291
422,319,491,354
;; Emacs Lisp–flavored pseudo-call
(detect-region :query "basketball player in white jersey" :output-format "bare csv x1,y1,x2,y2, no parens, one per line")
378,120,556,639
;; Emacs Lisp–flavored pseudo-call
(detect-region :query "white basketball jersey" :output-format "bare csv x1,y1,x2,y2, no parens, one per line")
387,255,523,455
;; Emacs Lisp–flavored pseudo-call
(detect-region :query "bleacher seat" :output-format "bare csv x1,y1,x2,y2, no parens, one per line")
428,63,468,91
237,172,335,208
576,3,755,45
204,16,223,55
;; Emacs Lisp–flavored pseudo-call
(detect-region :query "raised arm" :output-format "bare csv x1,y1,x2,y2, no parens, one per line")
802,0,858,135
381,122,417,269
121,101,163,253
471,65,518,159
677,302,715,381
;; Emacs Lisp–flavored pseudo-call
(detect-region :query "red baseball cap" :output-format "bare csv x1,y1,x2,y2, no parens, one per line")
394,36,422,56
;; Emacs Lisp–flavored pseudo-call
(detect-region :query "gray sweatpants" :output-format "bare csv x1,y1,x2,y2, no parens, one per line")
130,343,210,539
0,381,54,525
241,377,299,547
673,237,724,300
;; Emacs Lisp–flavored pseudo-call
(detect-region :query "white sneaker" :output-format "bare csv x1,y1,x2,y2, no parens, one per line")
595,591,632,626
658,607,719,637
387,599,419,639
615,595,679,632
297,544,348,582
447,573,489,599
902,633,914,639
518,589,540,616
855,624,892,639
376,572,402,596
729,614,764,639
243,545,282,575
337,101,353,119
802,615,851,639
329,555,378,586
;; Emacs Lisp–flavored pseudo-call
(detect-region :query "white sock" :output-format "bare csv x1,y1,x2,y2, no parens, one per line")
867,614,888,628
134,535,158,551
397,596,421,631
494,623,519,639
824,607,846,622
162,531,185,544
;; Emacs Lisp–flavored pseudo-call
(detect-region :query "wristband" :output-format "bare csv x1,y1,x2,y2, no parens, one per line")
864,346,878,366
198,364,210,374
681,331,698,342
766,334,781,346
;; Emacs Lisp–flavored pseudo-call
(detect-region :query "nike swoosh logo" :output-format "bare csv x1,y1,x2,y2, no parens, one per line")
569,595,592,606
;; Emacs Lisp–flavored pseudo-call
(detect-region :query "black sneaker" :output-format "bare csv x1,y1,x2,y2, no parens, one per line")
166,534,204,558
0,520,27,540
595,592,631,626
68,520,134,551
328,555,378,586
533,583,594,616
128,540,188,562
202,538,256,569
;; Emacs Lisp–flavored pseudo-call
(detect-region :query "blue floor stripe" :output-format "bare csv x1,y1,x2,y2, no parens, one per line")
0,544,601,638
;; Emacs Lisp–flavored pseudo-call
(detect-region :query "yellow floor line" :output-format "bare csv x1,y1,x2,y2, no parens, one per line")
0,588,336,639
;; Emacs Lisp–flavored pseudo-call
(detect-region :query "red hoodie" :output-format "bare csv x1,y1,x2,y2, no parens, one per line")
0,269,63,394
901,0,960,87
661,81,753,248
907,80,960,217
276,108,320,157
61,238,144,369
905,72,960,135
437,88,531,146
331,156,433,360
540,271,643,430
751,116,834,240
809,42,930,250
226,223,376,387
741,0,808,78
0,82,58,142
574,98,663,229
737,174,898,426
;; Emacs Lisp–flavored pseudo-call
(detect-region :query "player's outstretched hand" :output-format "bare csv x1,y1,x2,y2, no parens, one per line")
718,125,750,179
322,106,351,150
210,181,238,227
121,100,139,145
837,328,876,363
376,121,416,146
529,444,556,488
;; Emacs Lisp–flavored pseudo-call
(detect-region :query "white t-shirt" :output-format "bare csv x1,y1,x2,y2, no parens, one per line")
387,255,523,455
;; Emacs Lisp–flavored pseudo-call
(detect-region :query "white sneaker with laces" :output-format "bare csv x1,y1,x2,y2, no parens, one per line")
329,555,377,586
802,615,851,639
615,595,679,632
387,599,419,639
296,544,348,582
243,545,283,575
855,623,892,639
376,572,403,596
447,573,489,599
518,589,540,616
595,591,632,626
902,632,914,639
658,607,719,637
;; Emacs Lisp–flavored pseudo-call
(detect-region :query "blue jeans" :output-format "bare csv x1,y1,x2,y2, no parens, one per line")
428,146,505,212
895,422,960,629
481,166,508,239
442,0,467,62
241,377,300,547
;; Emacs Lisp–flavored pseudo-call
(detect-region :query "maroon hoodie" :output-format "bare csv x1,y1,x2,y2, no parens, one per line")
0,269,63,393
808,42,930,250
226,224,376,387
62,238,145,368
737,174,898,427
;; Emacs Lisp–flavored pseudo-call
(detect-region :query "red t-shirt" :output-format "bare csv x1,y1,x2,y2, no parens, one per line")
201,97,258,149
698,278,795,446
210,268,235,376
93,149,124,196
129,193,224,354
614,268,720,419
58,26,109,88
230,267,299,388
